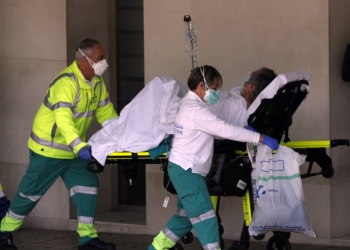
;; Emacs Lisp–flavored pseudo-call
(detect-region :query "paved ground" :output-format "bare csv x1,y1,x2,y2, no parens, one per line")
8,228,350,250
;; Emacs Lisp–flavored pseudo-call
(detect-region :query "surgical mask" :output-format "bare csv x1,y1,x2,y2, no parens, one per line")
200,66,219,105
245,74,251,83
204,88,219,105
79,48,108,76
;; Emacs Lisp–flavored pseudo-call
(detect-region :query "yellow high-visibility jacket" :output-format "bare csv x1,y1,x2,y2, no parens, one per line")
28,61,118,159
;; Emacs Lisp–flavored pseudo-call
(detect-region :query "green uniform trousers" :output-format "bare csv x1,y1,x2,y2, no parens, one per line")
149,161,220,250
0,150,99,246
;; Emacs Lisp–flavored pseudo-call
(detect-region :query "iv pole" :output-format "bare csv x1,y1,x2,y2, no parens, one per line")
184,15,198,70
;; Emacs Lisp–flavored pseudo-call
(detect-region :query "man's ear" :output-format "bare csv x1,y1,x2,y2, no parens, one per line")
83,56,89,65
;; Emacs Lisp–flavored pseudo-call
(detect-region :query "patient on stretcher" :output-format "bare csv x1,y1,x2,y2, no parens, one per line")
88,69,309,165
210,68,309,127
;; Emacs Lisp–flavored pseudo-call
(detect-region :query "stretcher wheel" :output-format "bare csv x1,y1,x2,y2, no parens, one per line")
181,231,193,244
285,232,291,240
253,234,265,240
227,240,249,250
266,235,291,250
219,224,224,235
170,242,184,250
321,165,334,179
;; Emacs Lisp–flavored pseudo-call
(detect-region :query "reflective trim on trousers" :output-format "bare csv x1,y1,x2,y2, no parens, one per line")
78,216,94,224
202,242,220,250
8,209,26,220
69,186,98,197
19,191,41,202
162,226,180,243
189,209,216,225
177,208,187,217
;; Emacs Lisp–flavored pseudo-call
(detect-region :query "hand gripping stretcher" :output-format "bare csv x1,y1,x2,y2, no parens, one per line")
89,79,349,250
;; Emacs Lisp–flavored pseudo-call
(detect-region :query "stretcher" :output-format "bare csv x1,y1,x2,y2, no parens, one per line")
89,79,349,250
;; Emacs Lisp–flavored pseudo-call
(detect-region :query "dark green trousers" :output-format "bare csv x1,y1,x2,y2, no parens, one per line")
0,150,99,246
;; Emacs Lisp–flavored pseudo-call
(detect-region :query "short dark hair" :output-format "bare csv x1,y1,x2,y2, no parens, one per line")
75,38,101,61
245,67,277,103
187,65,222,90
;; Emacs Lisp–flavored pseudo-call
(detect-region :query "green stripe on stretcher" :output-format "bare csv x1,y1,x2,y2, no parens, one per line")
258,173,301,182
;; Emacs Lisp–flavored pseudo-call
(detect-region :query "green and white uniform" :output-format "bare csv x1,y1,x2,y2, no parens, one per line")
149,91,260,250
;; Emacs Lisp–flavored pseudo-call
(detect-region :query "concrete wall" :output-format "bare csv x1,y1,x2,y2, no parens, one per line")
0,0,70,230
144,0,342,244
329,0,350,239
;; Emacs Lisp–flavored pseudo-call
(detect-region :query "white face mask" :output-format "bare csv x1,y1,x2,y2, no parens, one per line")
79,48,108,76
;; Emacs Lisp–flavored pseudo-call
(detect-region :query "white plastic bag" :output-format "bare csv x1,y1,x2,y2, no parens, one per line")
248,144,316,237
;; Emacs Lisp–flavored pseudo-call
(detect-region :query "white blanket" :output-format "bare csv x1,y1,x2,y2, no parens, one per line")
88,76,189,165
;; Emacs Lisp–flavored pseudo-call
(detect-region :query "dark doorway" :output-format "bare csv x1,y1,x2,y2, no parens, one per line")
116,0,145,206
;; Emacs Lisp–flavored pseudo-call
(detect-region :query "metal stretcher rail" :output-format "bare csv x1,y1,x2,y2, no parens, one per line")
89,139,348,175
103,139,348,161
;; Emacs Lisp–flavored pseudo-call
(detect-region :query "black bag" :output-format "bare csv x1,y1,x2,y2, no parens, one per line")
203,140,251,197
214,157,252,197
342,44,350,82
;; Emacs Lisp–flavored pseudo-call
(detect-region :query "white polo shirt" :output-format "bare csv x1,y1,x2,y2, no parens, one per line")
169,91,260,177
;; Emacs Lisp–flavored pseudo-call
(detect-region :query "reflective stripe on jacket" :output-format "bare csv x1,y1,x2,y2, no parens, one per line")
28,61,118,159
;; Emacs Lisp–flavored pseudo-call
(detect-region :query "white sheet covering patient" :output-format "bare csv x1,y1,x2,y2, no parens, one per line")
88,69,309,165
88,76,189,165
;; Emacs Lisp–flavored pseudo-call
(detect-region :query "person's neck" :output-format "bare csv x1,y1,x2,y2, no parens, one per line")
240,89,251,108
77,65,92,81
193,89,205,100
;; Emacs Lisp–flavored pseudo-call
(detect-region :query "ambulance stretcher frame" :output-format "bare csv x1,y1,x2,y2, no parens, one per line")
89,139,349,250
88,79,350,250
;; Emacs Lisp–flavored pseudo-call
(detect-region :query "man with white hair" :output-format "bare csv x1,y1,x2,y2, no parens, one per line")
210,67,277,127
0,38,117,250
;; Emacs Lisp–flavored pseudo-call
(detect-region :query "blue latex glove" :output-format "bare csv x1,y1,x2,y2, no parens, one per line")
261,134,279,150
78,146,92,161
246,125,257,132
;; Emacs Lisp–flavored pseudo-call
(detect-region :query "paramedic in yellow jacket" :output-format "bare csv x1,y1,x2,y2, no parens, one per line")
0,38,117,250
